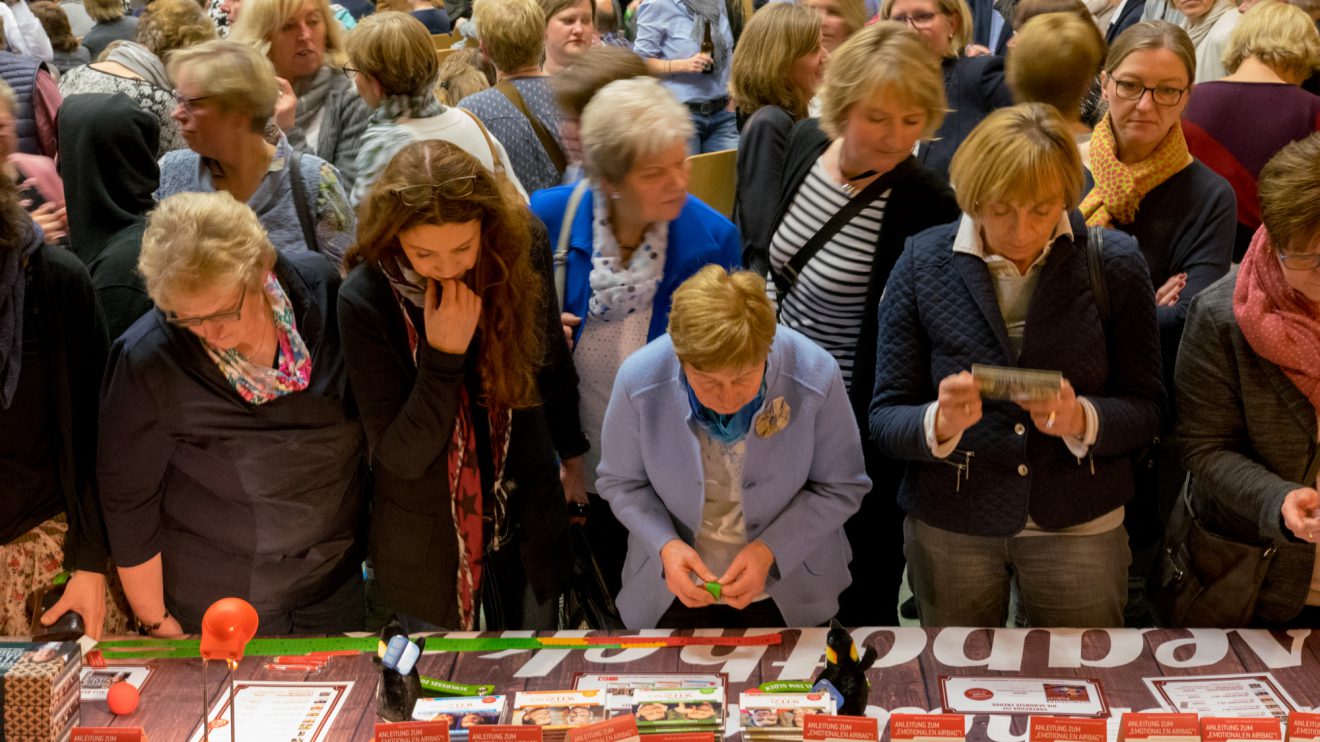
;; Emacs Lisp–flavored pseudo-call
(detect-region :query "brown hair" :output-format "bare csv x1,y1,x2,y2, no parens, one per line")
349,140,545,409
1007,12,1106,117
1259,132,1320,255
730,3,822,118
137,0,217,59
0,174,32,256
538,0,594,25
1105,20,1197,81
347,11,439,96
84,0,124,24
1011,0,1089,30
550,45,649,117
30,2,80,54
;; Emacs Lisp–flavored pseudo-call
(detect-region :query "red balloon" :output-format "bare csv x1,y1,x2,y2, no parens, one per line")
200,597,259,662
106,681,140,715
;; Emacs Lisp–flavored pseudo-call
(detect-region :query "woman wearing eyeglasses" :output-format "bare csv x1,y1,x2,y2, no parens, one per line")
1080,22,1234,620
339,140,586,631
1175,133,1320,628
156,40,356,266
879,0,1013,182
98,191,369,637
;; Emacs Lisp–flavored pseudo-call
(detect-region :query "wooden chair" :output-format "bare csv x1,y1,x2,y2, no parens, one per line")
436,47,459,64
432,33,455,50
686,148,737,219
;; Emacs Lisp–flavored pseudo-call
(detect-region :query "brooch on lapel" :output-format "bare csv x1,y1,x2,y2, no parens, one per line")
754,397,791,439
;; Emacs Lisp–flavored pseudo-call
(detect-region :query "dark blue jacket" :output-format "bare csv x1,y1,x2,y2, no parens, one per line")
918,55,1013,182
0,51,42,156
530,186,742,345
868,213,1166,536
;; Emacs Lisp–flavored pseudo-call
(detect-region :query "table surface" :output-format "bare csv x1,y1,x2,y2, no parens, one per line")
74,628,1320,741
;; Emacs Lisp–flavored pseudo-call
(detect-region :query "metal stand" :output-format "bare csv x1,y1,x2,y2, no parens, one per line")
199,658,240,742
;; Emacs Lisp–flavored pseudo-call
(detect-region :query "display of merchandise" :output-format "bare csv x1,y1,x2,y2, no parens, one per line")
512,690,609,742
413,695,509,738
1,642,82,742
739,691,836,742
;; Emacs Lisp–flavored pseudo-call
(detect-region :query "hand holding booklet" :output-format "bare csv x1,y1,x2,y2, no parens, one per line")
971,364,1063,402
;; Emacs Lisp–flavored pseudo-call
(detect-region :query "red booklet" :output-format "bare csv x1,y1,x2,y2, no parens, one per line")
804,714,880,742
1202,718,1283,742
1029,716,1107,742
1288,713,1320,742
376,720,450,742
1120,713,1201,742
889,714,967,742
72,729,147,742
470,725,546,742
566,715,641,742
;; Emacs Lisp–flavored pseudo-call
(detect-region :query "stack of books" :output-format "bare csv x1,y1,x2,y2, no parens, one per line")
512,690,609,742
0,641,81,742
412,695,508,739
739,691,836,742
627,687,725,735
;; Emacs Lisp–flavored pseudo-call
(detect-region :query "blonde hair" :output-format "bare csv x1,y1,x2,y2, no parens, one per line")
949,102,1083,214
1259,132,1320,254
232,0,348,69
580,76,693,184
474,0,546,72
137,0,217,59
436,49,493,105
84,0,123,24
347,11,438,96
730,3,822,119
1007,13,1106,118
140,192,277,310
168,40,279,130
880,0,973,54
1223,0,1320,77
1105,20,1196,81
809,0,868,39
818,22,947,140
668,265,777,373
0,80,16,115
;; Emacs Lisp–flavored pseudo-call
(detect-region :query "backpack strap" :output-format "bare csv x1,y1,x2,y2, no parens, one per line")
288,150,321,254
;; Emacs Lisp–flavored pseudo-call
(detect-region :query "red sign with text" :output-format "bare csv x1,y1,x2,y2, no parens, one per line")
889,714,967,742
566,714,641,742
376,720,451,742
1288,713,1320,742
1121,713,1202,742
71,729,146,742
1202,718,1283,742
470,724,546,742
1029,716,1107,742
804,713,881,742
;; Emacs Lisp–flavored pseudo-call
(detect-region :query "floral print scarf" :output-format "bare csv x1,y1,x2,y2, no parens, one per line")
203,273,313,405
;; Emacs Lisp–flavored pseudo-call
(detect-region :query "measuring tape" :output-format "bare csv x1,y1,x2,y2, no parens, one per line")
95,632,783,660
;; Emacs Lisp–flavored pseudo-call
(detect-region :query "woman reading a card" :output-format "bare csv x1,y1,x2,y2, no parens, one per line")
869,103,1165,628
597,265,870,629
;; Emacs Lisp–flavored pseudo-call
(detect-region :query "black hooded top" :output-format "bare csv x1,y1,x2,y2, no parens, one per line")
58,92,159,338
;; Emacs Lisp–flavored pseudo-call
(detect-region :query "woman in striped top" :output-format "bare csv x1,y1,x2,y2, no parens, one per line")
761,22,959,626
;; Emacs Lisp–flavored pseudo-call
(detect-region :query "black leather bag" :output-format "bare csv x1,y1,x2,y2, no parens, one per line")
558,524,626,630
1153,472,1296,627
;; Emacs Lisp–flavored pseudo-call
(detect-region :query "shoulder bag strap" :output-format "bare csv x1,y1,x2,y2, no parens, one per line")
458,107,510,180
772,158,916,302
495,79,568,175
555,179,591,312
288,150,321,254
1085,225,1109,324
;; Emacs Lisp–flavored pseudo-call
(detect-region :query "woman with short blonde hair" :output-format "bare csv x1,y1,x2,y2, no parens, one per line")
530,75,740,602
1184,1,1320,259
231,0,369,186
872,102,1165,628
1006,12,1106,138
598,265,870,629
100,190,369,639
157,40,356,263
346,11,526,205
880,0,1012,180
751,22,959,627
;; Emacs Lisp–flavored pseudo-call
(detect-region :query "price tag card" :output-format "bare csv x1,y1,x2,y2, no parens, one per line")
1202,718,1283,742
889,713,968,742
1029,716,1107,742
376,720,451,742
72,728,146,742
469,725,545,742
804,714,880,742
1287,713,1320,742
1120,713,1202,742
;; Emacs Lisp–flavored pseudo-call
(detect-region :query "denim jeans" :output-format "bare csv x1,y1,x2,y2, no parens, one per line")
904,515,1129,627
687,108,739,154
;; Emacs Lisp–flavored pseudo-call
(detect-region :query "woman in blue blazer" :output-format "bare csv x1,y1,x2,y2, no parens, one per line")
597,266,869,629
531,77,741,598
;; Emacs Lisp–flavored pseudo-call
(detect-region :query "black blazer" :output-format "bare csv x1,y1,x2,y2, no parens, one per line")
338,222,586,627
760,118,960,427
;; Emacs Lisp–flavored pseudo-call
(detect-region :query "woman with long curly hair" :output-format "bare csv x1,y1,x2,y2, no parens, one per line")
339,139,587,631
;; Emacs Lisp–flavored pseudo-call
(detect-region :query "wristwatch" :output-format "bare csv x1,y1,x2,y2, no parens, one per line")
135,609,171,635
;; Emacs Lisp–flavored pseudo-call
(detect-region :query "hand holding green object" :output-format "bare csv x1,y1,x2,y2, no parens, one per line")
704,581,722,600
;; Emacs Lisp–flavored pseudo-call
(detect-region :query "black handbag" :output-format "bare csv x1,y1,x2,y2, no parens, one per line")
558,524,626,630
1152,454,1317,626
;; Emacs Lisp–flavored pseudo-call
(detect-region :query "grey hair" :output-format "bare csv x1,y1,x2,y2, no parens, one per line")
580,76,693,184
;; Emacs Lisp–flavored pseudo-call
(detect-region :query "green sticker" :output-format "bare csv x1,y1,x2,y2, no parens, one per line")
758,681,814,693
420,676,495,696
704,581,722,600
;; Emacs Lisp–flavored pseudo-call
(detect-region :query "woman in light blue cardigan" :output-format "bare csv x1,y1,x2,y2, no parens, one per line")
597,266,870,629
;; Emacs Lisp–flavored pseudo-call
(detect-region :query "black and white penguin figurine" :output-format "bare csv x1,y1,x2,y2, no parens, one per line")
814,618,877,716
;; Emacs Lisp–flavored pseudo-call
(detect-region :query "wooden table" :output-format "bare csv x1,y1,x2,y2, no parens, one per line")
77,628,1320,741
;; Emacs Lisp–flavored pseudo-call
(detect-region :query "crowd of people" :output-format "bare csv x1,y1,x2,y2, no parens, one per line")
1,0,1319,639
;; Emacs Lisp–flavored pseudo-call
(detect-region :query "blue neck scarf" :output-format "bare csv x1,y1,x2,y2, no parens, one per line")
684,371,767,446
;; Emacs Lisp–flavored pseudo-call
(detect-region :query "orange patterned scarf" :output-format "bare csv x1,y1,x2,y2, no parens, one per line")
1080,113,1192,227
